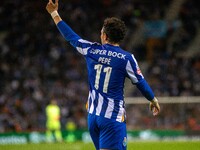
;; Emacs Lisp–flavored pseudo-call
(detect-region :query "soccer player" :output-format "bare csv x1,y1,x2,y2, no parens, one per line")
46,99,63,142
46,0,160,149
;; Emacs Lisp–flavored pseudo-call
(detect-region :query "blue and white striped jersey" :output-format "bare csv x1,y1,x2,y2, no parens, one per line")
57,21,154,122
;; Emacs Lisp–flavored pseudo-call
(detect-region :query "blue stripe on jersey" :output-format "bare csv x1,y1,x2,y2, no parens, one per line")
92,91,99,115
88,91,92,111
112,100,120,120
100,96,109,117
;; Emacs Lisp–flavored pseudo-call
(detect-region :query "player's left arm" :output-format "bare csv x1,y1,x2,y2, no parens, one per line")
126,54,160,116
46,0,92,55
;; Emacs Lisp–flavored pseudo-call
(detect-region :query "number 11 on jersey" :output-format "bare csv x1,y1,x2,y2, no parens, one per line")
94,64,112,93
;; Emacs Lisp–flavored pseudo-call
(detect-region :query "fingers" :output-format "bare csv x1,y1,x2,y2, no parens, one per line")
150,104,153,111
152,107,159,116
46,2,51,9
150,102,160,116
48,0,58,7
49,0,58,4
46,2,52,8
156,102,160,112
149,102,154,111
154,104,160,116
47,0,55,8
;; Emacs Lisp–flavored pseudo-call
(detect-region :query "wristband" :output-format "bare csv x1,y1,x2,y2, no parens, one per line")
151,97,158,103
51,10,59,19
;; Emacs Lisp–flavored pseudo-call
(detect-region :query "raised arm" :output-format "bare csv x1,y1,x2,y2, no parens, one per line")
46,0,92,55
46,0,62,24
46,0,80,41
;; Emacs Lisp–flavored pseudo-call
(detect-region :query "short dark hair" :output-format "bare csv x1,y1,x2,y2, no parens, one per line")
103,17,126,44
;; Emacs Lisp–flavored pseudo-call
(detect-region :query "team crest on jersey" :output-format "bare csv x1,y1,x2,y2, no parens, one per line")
123,137,127,147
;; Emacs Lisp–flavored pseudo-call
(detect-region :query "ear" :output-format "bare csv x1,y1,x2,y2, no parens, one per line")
103,32,108,41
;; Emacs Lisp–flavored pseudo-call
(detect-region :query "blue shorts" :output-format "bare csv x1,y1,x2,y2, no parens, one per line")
88,113,127,150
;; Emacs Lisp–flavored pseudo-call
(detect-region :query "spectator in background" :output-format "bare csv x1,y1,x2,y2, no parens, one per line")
46,0,160,149
143,11,167,62
0,0,200,133
46,99,63,142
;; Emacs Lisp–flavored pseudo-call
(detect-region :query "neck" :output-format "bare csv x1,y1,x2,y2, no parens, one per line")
106,42,119,46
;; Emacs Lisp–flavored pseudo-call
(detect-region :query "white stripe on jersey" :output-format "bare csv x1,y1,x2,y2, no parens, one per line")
76,39,93,55
126,60,138,83
76,47,89,55
131,54,144,78
116,100,124,122
104,98,114,119
89,90,95,114
96,93,104,116
88,90,125,122
131,54,139,67
78,39,93,44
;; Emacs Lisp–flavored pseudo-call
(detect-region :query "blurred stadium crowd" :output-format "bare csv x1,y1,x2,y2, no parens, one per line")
0,0,200,132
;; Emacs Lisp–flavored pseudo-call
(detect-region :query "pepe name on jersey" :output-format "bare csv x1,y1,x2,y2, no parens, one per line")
90,49,126,65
